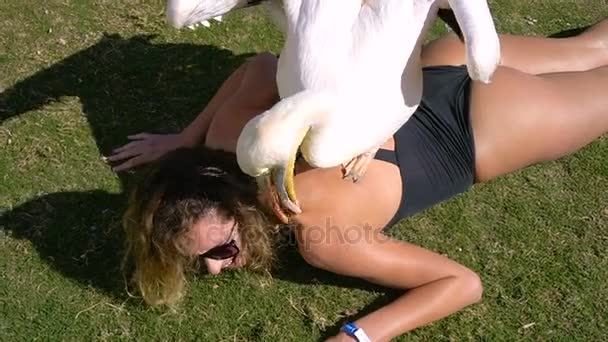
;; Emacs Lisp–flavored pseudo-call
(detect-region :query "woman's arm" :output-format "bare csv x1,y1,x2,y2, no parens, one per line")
179,58,252,146
296,215,482,342
106,61,247,170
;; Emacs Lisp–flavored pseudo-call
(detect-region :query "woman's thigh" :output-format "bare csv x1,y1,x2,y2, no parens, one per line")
469,66,608,182
421,32,604,74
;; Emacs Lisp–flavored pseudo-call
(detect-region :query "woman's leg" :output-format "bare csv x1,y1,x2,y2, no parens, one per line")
470,65,608,182
421,19,608,74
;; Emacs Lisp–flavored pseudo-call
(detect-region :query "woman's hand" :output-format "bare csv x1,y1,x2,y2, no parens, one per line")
106,132,195,171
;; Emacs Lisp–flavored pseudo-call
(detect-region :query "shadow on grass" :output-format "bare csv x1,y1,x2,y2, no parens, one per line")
1,33,251,181
1,191,127,297
548,25,593,38
0,33,253,299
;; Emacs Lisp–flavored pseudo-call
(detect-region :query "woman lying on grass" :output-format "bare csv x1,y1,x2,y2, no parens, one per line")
112,20,608,342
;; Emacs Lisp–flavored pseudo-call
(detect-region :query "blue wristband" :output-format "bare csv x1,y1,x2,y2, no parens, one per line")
341,322,372,342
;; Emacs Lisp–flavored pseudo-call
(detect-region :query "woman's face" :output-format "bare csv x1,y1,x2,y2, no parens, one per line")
187,210,246,274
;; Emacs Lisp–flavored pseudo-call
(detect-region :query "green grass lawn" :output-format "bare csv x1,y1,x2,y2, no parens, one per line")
1,0,607,340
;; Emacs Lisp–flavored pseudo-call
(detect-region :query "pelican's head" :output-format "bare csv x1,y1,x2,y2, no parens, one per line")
166,0,265,29
236,92,327,222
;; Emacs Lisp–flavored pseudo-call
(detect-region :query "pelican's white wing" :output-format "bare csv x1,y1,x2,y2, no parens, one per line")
298,0,437,167
445,0,501,82
276,0,361,98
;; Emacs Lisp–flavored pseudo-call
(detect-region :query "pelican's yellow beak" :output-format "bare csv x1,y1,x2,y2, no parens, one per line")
256,128,308,223
273,151,301,213
256,155,300,224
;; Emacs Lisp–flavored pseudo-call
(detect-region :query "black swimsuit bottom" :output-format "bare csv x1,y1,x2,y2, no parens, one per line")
376,65,475,228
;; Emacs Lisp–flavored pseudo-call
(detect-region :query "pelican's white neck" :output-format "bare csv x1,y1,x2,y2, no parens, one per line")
235,89,335,177
268,89,335,128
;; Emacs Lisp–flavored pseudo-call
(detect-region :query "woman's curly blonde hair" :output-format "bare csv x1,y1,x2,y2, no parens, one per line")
122,147,280,306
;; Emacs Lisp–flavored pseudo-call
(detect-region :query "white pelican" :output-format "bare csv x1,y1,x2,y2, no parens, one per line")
164,0,501,220
235,0,500,221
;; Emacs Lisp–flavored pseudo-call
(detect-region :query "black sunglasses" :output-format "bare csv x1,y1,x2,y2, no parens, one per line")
200,239,240,260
